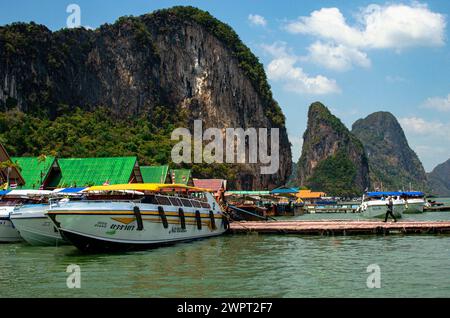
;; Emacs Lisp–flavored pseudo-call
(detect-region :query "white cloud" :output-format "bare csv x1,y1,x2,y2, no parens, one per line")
262,42,340,95
286,3,445,50
286,7,365,47
307,41,371,71
399,117,450,138
248,14,267,27
423,94,450,112
399,117,450,171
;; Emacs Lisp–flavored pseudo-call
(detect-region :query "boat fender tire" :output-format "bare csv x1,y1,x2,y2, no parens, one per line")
195,210,202,230
133,206,144,231
209,210,216,230
178,208,186,230
222,215,229,230
158,206,169,229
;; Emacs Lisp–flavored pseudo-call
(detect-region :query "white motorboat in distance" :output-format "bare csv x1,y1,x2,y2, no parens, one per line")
47,184,229,252
359,192,405,219
402,191,426,214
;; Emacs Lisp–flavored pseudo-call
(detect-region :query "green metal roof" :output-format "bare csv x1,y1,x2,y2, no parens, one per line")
140,165,169,183
55,157,137,187
10,156,55,189
170,169,191,185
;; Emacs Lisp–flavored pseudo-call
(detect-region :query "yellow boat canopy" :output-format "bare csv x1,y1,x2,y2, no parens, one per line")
83,183,211,192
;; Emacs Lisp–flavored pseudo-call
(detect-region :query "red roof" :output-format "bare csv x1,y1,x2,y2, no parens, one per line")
193,179,226,192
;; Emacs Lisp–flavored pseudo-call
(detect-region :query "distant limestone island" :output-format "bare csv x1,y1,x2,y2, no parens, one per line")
291,102,450,197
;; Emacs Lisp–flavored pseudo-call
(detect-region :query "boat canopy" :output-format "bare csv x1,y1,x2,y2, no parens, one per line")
83,183,210,192
6,189,53,196
367,191,402,197
226,190,271,196
367,191,425,197
53,187,86,193
402,191,425,197
0,190,11,196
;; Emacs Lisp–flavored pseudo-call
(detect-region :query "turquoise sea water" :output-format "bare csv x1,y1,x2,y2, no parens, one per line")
0,210,449,298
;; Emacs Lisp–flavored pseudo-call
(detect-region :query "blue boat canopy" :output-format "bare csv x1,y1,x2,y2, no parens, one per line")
0,190,11,196
56,187,86,193
402,191,425,197
367,191,424,197
367,191,402,197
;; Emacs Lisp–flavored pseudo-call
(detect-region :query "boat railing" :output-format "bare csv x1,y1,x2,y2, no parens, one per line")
48,198,143,208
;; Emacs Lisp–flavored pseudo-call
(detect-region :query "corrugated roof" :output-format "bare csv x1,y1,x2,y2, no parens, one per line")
10,156,55,189
170,169,191,185
0,144,25,186
140,165,169,183
56,157,137,187
193,179,225,192
296,190,326,199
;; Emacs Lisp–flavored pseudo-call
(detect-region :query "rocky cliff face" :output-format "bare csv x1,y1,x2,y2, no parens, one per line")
352,112,428,191
427,159,450,196
0,6,291,189
297,102,370,196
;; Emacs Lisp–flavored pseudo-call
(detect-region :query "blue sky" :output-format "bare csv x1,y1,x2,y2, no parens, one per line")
1,0,449,171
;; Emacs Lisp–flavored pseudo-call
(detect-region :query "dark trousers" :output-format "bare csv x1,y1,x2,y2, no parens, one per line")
384,208,397,222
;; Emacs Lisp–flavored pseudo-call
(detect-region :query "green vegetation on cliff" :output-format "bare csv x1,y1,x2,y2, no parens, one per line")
0,108,176,165
352,111,428,192
0,108,244,183
307,151,360,197
297,102,370,196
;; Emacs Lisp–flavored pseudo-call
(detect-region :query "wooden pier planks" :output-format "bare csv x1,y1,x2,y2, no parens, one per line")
229,220,450,235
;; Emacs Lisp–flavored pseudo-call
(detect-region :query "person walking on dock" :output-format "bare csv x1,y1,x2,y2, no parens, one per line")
384,196,397,222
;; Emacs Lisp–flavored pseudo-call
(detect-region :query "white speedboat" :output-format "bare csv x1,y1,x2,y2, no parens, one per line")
9,188,84,246
47,184,229,252
0,204,22,242
359,192,405,219
10,203,67,246
402,191,426,214
0,190,52,242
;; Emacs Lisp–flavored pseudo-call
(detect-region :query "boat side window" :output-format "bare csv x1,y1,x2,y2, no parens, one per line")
201,202,211,209
169,197,182,206
180,198,193,207
142,195,158,204
191,200,202,208
156,196,172,206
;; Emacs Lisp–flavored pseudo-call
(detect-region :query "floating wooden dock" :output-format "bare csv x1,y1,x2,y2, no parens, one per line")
229,220,450,235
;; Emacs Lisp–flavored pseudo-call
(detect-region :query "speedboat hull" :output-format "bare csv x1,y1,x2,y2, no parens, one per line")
403,199,425,214
10,204,67,246
48,200,228,252
360,201,404,219
0,207,22,243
